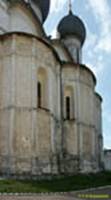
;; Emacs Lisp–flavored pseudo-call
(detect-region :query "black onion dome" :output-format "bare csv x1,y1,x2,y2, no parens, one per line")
32,0,50,22
57,11,86,45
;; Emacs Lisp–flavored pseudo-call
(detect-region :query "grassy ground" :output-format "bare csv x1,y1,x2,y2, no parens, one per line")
0,172,111,193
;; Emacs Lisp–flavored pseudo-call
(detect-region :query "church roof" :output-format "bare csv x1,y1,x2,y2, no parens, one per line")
57,11,86,46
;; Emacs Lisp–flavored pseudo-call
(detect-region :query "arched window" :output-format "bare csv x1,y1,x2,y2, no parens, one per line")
66,96,71,120
37,81,42,108
37,67,48,109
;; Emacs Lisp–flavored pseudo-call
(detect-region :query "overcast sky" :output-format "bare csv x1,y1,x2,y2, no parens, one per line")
44,0,111,149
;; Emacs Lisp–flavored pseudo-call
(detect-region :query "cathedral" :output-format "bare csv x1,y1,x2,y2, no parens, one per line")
0,0,103,178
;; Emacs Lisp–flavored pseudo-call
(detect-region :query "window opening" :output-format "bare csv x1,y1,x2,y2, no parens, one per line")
66,96,71,120
37,82,42,108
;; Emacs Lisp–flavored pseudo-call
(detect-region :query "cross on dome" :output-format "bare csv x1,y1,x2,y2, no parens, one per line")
68,0,73,14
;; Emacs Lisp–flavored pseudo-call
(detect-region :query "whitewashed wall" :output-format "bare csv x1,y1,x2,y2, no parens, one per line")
0,1,43,36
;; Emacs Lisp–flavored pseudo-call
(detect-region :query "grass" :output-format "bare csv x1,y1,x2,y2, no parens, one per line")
0,171,111,193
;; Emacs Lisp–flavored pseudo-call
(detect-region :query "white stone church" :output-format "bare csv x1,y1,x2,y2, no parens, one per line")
0,0,103,177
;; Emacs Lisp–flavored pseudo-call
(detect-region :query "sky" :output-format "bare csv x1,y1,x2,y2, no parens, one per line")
44,0,111,149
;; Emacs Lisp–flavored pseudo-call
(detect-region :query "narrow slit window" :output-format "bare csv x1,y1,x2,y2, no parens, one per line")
77,49,79,63
37,82,42,108
66,96,71,120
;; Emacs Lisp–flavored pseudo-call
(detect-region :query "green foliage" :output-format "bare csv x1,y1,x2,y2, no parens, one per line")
0,172,111,193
